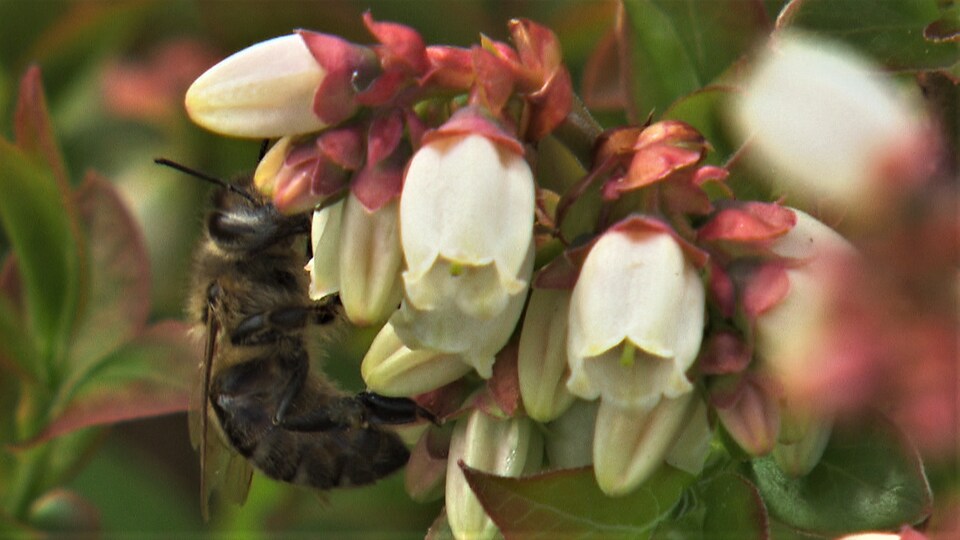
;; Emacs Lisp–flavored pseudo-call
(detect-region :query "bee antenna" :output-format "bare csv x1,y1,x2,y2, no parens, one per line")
154,157,258,204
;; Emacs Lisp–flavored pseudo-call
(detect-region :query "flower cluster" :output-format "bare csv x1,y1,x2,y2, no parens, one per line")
183,15,950,539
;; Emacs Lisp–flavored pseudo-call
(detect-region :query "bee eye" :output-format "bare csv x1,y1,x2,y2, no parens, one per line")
208,211,259,247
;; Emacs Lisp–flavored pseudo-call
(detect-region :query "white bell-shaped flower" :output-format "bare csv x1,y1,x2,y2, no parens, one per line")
567,224,705,410
395,130,535,375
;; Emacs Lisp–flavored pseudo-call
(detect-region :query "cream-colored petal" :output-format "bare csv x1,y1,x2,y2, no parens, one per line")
392,241,533,377
185,34,328,138
518,289,575,422
568,231,686,361
307,203,342,300
593,394,696,496
339,195,403,326
400,134,534,284
446,409,543,540
770,208,855,261
582,348,675,410
361,322,473,397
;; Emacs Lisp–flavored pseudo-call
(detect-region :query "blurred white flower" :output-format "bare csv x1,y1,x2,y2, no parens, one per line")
754,208,857,383
733,33,924,213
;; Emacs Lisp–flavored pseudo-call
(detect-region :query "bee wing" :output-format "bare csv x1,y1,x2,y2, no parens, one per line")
189,312,254,520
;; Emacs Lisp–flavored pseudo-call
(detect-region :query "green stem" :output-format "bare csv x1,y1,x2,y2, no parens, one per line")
553,93,604,168
3,444,51,520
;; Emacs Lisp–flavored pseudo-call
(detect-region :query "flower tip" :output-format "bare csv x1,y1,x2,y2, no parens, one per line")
185,34,329,138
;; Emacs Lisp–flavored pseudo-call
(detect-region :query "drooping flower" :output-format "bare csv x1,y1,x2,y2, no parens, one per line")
392,109,535,375
566,216,706,411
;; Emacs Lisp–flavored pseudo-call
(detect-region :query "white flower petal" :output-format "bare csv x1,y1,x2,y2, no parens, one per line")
568,231,687,360
400,134,534,287
518,289,575,422
593,394,696,496
307,203,342,300
361,322,472,396
446,409,542,540
339,195,403,326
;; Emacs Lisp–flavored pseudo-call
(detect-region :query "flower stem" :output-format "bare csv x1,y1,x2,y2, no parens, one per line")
553,93,603,168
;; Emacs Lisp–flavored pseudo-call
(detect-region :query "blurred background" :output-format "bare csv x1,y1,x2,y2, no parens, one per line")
0,1,616,537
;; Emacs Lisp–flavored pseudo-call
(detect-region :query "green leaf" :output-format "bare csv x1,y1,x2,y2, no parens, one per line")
778,0,960,73
699,472,769,538
66,171,151,379
621,0,770,120
0,138,81,376
462,465,693,539
20,321,197,447
652,471,769,539
663,85,741,165
748,413,932,535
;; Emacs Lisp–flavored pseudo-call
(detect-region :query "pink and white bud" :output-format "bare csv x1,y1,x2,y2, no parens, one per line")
517,288,576,422
753,208,857,384
361,322,472,397
338,194,404,326
185,35,331,137
733,33,926,214
446,407,543,540
393,115,535,375
593,393,700,496
567,218,705,410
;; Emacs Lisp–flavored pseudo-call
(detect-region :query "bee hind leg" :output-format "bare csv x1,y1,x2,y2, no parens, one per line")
356,391,439,426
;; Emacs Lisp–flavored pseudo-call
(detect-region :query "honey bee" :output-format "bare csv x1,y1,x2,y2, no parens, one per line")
156,158,433,519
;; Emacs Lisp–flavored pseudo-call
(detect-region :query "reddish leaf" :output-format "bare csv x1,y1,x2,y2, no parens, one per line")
67,171,152,376
13,66,69,191
486,344,520,417
741,263,791,318
698,202,796,244
14,321,199,449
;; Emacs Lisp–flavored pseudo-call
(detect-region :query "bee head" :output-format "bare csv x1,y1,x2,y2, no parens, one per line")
154,158,310,254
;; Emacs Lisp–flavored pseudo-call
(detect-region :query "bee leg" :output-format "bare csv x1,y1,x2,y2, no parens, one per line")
231,302,338,345
270,344,309,426
275,397,366,432
356,391,439,426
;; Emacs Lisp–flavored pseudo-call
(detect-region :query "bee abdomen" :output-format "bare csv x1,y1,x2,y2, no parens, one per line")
255,428,410,490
